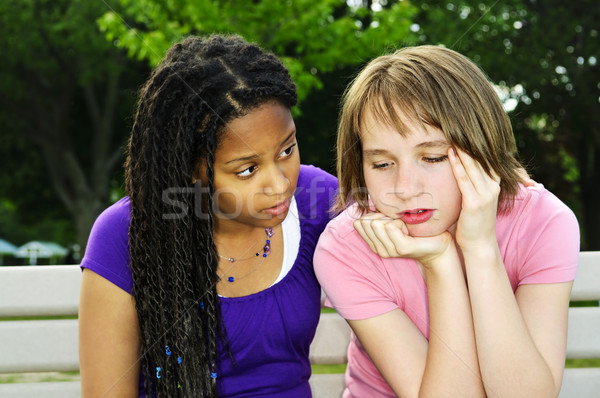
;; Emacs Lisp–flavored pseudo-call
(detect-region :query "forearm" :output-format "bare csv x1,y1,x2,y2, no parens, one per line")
420,251,485,398
79,270,141,397
465,249,557,397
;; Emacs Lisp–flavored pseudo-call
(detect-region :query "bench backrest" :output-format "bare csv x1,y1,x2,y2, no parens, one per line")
560,251,600,397
0,251,599,397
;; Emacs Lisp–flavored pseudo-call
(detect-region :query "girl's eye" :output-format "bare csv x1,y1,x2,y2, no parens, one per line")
372,162,391,170
424,155,448,163
236,165,257,178
280,143,296,158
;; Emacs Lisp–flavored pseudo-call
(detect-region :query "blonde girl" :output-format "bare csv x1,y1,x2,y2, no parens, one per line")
314,45,579,398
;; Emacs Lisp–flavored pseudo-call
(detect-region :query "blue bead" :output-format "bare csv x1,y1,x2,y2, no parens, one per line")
211,372,217,379
263,253,267,257
178,357,182,364
199,301,204,309
228,276,235,282
156,367,162,379
165,346,172,356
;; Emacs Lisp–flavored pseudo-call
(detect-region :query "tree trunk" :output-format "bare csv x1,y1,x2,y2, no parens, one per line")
32,68,123,252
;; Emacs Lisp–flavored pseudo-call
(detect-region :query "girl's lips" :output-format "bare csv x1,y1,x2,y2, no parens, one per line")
264,197,291,216
397,209,434,224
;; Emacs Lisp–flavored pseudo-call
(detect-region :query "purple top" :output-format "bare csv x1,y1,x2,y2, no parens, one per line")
81,165,337,397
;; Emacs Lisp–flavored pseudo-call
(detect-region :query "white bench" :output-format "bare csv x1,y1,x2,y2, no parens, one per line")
0,252,598,397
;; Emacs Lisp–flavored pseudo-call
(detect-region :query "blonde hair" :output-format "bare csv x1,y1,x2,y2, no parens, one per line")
336,45,523,214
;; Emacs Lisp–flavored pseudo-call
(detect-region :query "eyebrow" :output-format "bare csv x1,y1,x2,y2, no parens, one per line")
363,140,450,156
362,149,390,157
415,140,450,149
225,130,296,164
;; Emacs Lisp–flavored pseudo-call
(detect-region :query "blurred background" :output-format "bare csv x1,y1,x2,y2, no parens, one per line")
0,0,598,265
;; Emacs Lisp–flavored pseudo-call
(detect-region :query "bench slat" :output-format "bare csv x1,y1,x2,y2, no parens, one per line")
566,307,600,359
570,251,600,301
0,364,595,397
0,265,81,317
0,251,598,398
309,312,351,365
559,368,600,398
0,381,81,398
309,374,345,398
0,320,79,373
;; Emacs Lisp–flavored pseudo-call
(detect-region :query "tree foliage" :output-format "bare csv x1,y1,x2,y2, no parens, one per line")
1,0,419,250
2,0,597,251
0,0,148,249
98,0,419,103
408,0,599,248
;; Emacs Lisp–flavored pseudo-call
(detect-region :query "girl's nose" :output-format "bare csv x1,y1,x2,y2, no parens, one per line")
264,165,290,196
393,165,420,199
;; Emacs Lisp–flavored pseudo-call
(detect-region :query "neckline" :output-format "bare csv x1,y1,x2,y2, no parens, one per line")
219,198,305,302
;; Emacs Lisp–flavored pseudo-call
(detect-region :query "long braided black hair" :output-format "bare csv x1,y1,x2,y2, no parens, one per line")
124,34,297,397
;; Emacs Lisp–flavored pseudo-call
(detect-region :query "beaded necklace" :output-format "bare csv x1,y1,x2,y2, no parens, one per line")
217,227,274,283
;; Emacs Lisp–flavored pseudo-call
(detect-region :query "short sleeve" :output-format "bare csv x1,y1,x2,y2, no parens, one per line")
80,197,133,293
516,188,580,285
314,211,400,321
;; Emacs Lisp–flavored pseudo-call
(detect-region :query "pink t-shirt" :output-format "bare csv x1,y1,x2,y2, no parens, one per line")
314,183,579,398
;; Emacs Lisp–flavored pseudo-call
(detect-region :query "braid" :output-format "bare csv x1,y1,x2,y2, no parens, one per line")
124,34,296,397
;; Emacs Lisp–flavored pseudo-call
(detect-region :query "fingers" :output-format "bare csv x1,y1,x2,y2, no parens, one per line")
353,211,458,265
448,147,500,198
354,213,398,258
449,148,501,249
353,213,381,255
354,213,413,258
448,147,469,191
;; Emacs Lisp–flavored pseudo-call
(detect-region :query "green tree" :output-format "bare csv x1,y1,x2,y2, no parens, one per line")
0,0,148,249
408,0,599,249
1,0,420,249
98,0,419,104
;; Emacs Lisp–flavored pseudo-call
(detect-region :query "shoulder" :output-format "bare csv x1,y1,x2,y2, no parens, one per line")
314,205,383,282
319,204,362,241
499,184,579,285
85,197,131,250
93,197,132,232
297,164,337,191
295,164,338,227
502,183,579,237
81,197,133,293
314,205,404,319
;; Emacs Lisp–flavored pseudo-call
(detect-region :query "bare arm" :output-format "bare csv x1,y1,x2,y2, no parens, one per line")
450,148,571,397
348,310,429,398
346,267,485,398
347,262,485,397
353,216,485,397
420,250,484,398
79,269,141,397
466,252,571,397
